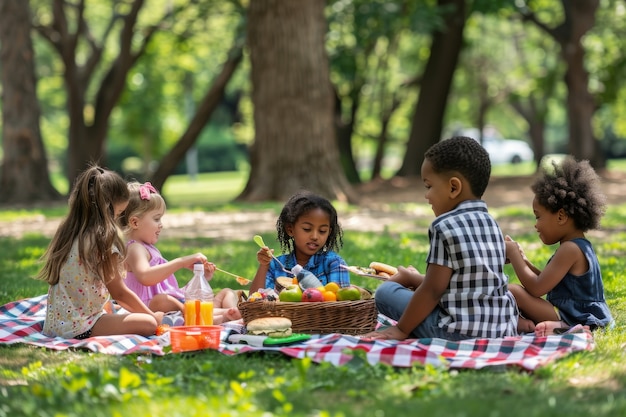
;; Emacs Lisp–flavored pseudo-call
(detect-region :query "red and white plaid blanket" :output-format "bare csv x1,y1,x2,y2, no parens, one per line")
1,295,594,371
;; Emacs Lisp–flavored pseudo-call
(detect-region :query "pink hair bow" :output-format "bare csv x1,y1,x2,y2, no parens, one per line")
139,182,158,200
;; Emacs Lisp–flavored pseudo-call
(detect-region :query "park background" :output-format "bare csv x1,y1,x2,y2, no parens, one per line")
1,0,625,204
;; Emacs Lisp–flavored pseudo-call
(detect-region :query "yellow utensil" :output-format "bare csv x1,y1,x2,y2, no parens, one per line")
214,267,251,285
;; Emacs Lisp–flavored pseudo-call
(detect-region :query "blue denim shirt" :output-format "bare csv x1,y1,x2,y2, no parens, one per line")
265,250,350,289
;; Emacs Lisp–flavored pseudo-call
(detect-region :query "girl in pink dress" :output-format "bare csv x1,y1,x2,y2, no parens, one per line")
119,182,240,324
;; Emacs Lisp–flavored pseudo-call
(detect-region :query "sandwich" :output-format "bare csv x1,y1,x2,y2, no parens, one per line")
246,317,293,338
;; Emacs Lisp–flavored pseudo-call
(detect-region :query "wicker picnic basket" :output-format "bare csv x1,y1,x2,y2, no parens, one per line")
238,296,378,335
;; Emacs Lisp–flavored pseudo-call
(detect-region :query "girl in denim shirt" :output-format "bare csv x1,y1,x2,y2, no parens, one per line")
250,191,350,293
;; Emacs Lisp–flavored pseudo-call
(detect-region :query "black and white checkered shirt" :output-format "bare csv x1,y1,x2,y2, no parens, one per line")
427,200,518,338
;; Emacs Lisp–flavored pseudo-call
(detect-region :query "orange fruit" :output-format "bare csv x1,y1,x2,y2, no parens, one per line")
322,291,337,302
180,335,200,351
324,282,340,294
156,324,170,336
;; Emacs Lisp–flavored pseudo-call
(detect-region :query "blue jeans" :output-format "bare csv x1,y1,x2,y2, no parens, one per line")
375,281,471,341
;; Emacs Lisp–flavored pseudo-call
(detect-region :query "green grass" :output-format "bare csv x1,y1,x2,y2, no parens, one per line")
1,169,626,416
161,170,249,209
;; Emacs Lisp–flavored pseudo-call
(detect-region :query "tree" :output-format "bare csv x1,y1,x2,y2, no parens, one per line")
0,0,61,204
149,43,244,191
397,0,467,177
454,12,559,167
238,0,354,202
518,0,603,167
327,0,415,184
507,22,561,166
31,0,197,185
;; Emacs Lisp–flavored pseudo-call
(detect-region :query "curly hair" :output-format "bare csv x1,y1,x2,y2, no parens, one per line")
424,136,491,197
276,191,343,254
531,157,606,231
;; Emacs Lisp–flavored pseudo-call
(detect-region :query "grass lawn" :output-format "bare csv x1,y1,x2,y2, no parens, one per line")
1,169,626,416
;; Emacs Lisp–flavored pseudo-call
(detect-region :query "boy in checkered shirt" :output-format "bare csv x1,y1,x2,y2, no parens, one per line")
363,136,519,340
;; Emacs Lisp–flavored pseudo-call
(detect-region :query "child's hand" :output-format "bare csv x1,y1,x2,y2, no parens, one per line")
361,325,408,341
204,261,216,281
505,235,528,263
256,247,273,266
182,253,208,269
390,266,421,289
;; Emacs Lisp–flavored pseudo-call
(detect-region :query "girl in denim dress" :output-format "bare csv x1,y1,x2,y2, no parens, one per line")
505,157,613,335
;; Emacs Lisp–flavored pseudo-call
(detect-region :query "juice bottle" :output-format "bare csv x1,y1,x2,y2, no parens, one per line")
184,263,215,325
184,300,214,326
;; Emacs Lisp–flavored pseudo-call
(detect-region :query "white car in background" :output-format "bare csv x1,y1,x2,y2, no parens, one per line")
455,128,534,165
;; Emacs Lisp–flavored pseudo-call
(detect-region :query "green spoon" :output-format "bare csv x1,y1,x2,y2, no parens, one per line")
253,235,291,274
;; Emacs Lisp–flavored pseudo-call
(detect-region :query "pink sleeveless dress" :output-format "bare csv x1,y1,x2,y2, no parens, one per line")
125,240,185,305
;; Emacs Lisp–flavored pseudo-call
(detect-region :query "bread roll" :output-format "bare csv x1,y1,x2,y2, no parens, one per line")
369,261,398,276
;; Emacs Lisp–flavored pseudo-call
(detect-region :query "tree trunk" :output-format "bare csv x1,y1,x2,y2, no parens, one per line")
510,96,546,168
334,89,361,184
371,95,400,180
561,0,603,167
238,0,354,202
150,46,244,192
396,0,466,177
520,0,603,168
0,0,62,204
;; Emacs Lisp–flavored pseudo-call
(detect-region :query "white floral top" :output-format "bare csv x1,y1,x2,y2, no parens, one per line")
43,240,113,338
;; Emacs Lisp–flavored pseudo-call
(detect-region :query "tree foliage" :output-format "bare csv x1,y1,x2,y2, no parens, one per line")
2,0,625,206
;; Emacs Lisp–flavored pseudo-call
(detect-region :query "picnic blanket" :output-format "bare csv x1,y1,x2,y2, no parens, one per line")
0,295,594,371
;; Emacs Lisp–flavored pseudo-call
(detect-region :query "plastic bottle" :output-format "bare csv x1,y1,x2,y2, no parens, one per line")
184,263,214,326
291,264,323,289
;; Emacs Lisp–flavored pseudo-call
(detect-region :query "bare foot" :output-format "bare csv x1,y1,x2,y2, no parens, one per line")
212,308,242,324
534,320,568,337
517,316,536,334
224,307,242,322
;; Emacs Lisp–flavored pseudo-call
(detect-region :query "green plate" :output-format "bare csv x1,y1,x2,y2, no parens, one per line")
263,333,312,346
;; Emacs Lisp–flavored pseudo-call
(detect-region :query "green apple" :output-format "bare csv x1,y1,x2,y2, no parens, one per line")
279,284,303,302
336,285,361,301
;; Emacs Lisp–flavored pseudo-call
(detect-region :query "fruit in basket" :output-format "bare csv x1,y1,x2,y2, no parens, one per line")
336,285,361,301
181,335,201,351
302,288,324,302
248,291,264,302
279,284,303,302
356,285,373,300
322,291,337,302
324,282,340,294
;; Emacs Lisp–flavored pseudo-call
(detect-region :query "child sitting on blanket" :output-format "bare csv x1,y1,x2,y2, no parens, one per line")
362,136,519,341
119,181,240,324
250,190,350,293
504,157,613,336
38,165,163,339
